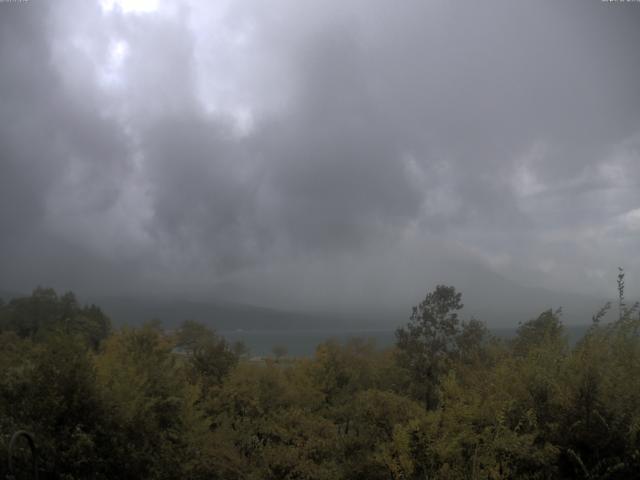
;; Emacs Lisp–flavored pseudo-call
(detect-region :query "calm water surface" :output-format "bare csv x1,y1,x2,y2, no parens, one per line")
221,325,591,357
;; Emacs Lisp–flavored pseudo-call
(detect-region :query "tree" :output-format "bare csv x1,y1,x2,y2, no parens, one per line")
339,389,426,480
512,308,565,357
94,324,231,479
395,285,466,410
0,288,111,348
175,320,239,388
209,362,337,480
0,333,107,479
272,344,288,362
615,267,638,322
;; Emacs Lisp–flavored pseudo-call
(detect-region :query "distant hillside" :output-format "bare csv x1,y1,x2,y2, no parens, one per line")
1,262,616,332
407,260,612,327
88,296,347,331
0,290,25,303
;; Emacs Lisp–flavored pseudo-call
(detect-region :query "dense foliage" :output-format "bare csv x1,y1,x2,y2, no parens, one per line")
0,284,639,479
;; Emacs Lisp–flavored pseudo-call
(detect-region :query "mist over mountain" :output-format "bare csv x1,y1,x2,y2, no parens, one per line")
1,255,615,332
87,261,609,331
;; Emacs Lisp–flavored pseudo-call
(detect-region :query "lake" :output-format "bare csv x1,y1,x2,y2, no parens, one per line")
220,324,592,357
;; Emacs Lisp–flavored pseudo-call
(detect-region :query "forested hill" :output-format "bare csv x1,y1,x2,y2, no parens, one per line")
89,262,611,330
1,291,350,331
89,284,608,333
90,295,320,330
2,265,609,331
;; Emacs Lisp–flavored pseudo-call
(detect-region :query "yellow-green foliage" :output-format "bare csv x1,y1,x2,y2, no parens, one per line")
1,287,640,478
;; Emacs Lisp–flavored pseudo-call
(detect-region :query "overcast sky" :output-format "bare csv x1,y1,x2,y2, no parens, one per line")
1,0,639,315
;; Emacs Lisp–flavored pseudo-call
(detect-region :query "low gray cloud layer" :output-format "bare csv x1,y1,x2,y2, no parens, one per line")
1,0,639,317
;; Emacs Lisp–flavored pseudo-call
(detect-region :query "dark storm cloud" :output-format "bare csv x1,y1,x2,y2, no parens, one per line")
254,25,424,253
0,1,134,288
0,2,61,235
1,0,639,313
